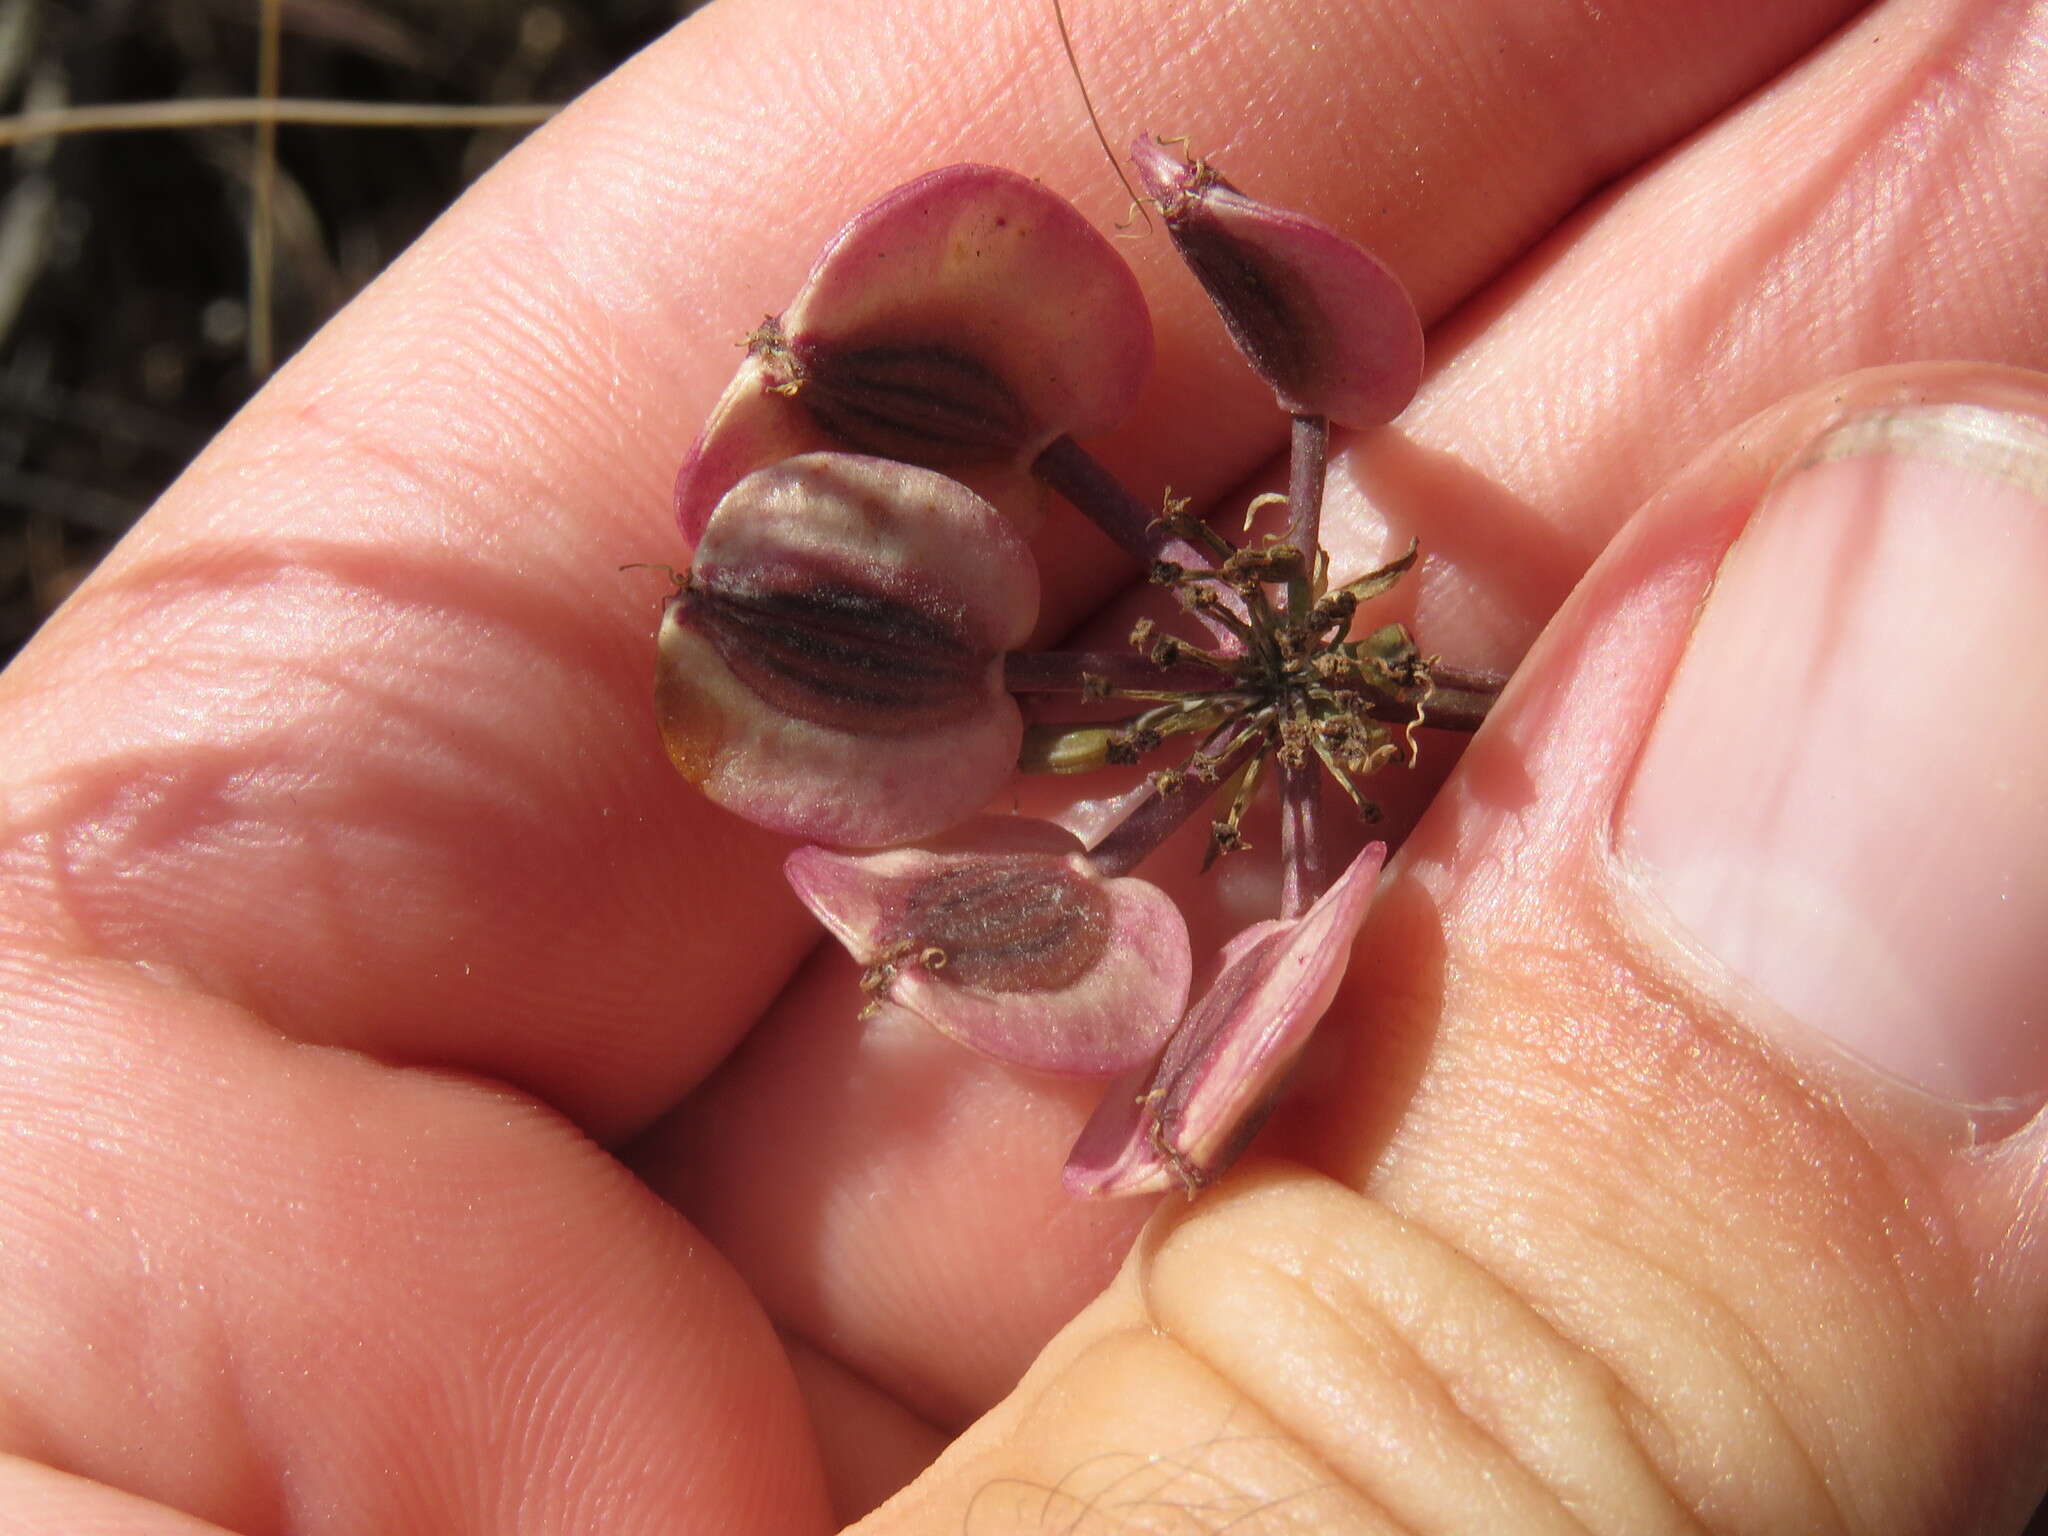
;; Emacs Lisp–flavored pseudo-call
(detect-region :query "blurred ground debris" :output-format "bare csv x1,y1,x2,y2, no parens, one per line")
0,0,693,663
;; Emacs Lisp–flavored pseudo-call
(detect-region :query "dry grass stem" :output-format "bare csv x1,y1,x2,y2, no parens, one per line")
0,97,560,149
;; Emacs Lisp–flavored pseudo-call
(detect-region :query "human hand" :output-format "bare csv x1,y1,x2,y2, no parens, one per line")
2,0,2045,1531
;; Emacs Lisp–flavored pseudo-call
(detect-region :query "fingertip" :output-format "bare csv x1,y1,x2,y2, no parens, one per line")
1301,364,2048,1534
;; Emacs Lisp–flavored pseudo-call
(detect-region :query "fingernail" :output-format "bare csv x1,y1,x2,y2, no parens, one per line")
1622,403,2048,1107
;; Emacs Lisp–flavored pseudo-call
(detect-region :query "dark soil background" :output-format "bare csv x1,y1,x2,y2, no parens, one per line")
0,0,701,664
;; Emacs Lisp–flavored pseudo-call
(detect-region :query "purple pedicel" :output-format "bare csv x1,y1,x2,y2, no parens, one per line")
677,164,1153,543
1063,840,1387,1197
785,817,1191,1074
1129,136,1422,428
657,453,1037,846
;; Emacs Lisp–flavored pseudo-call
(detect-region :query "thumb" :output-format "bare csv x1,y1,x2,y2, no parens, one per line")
850,364,2048,1535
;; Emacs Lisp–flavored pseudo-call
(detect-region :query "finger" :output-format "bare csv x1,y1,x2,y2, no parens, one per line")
0,1456,241,1536
780,1333,949,1522
0,941,833,1536
642,0,2048,1433
634,950,1147,1427
0,0,1862,1135
852,365,2048,1536
1326,0,2048,671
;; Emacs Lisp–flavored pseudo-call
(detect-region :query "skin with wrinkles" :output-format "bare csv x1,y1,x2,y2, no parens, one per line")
0,1,2044,1533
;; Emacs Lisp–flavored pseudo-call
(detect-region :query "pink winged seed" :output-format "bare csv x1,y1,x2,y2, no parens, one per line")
657,454,1038,846
786,818,1193,1075
1129,136,1421,428
1063,840,1388,1197
676,164,1153,543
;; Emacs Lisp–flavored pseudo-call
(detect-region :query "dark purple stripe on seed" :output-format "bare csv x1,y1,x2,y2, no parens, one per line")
894,858,1110,994
686,576,987,736
798,340,1034,467
1167,210,1320,403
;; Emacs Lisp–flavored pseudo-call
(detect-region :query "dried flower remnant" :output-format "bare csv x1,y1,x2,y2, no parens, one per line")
653,142,1503,1195
675,164,1153,543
